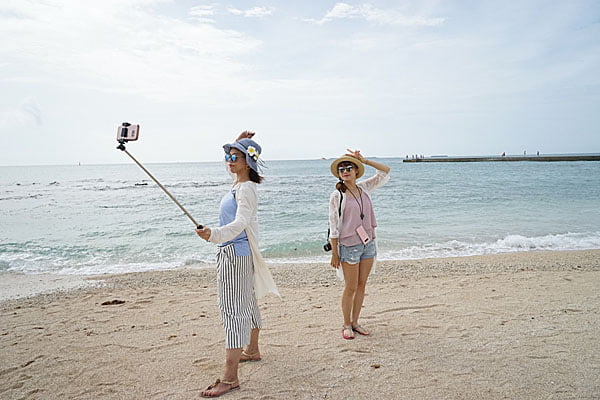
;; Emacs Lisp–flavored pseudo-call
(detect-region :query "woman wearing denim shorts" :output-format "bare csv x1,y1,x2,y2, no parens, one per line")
328,149,390,340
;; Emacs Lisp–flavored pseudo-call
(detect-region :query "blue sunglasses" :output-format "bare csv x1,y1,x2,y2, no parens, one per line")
225,154,240,162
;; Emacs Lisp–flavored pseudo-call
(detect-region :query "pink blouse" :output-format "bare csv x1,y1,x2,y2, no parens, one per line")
339,190,377,246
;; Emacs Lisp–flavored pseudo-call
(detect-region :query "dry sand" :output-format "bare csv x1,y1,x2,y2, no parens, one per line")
1,250,599,399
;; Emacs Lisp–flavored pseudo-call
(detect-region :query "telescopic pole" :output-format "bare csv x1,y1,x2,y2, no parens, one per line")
117,141,202,229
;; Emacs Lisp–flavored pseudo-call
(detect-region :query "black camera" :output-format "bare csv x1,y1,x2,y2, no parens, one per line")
323,241,332,252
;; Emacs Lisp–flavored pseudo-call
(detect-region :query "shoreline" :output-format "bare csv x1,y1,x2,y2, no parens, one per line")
0,272,103,302
2,249,600,302
1,249,599,399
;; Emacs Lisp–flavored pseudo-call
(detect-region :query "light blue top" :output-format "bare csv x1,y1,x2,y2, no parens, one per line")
218,189,250,256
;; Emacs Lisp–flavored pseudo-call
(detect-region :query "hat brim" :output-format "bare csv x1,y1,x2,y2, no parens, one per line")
223,142,261,173
223,142,247,155
330,156,365,179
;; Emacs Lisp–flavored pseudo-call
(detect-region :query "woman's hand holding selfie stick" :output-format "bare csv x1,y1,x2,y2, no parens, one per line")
196,226,211,241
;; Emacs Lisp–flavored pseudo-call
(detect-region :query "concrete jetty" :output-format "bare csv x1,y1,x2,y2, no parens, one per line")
403,154,600,163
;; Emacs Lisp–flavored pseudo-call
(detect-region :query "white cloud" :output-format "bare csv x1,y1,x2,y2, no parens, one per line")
227,7,244,16
326,2,360,19
245,6,273,18
189,5,215,17
228,6,273,18
307,2,444,26
0,0,262,101
0,98,42,128
189,4,217,23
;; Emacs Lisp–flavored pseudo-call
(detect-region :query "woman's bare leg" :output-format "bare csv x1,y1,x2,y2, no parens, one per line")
351,257,374,326
341,262,359,328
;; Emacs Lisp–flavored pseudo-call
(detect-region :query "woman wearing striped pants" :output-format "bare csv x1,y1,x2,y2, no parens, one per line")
196,131,279,398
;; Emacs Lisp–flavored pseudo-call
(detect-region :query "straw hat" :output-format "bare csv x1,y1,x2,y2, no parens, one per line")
330,156,365,179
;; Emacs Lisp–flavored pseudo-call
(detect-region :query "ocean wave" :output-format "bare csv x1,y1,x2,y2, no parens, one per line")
167,181,226,189
82,180,226,192
377,232,600,260
84,185,150,191
2,231,599,275
0,239,214,275
0,194,44,201
260,232,600,264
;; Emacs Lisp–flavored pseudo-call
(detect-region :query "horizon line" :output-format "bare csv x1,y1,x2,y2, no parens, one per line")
2,152,600,168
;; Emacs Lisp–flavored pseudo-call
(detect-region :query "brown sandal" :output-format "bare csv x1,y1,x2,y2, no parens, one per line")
200,378,240,398
240,350,262,362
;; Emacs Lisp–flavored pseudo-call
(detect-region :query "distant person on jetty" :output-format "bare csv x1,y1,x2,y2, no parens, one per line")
328,150,391,339
196,131,279,398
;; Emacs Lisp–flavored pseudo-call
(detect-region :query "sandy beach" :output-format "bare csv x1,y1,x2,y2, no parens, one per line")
1,249,599,399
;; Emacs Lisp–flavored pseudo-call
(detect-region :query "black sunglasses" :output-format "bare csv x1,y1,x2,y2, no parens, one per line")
338,165,354,173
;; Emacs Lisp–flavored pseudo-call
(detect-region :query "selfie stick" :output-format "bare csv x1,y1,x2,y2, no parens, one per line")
117,141,203,229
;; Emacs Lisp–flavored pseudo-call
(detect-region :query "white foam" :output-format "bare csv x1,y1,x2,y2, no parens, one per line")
3,232,599,275
378,231,600,261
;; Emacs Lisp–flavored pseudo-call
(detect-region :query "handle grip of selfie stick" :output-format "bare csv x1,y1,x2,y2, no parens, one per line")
117,143,202,229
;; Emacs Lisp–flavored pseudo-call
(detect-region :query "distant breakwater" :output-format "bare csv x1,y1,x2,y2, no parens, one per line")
403,155,600,163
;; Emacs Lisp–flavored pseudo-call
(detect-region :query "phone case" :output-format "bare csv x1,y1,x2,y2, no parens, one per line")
356,225,370,244
116,124,140,141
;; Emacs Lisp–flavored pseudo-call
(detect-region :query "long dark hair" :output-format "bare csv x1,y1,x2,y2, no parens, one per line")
249,168,264,184
335,179,347,193
334,162,357,192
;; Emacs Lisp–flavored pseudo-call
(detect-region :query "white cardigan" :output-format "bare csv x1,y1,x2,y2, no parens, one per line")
208,181,280,299
328,169,390,239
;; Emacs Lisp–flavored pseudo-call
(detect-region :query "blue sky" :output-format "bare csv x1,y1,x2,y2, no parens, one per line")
1,0,598,165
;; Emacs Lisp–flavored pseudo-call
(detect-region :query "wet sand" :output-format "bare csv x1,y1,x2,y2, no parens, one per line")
1,250,599,399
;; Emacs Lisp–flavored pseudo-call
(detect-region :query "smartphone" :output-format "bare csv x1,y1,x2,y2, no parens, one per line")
116,123,140,142
356,225,370,244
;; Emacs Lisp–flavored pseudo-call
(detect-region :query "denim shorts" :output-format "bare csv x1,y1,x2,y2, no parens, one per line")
338,240,377,264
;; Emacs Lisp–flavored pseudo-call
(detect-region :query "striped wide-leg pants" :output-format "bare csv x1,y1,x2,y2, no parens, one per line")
216,243,262,349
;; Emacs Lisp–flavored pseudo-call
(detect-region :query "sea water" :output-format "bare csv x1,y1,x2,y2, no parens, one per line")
1,159,599,275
